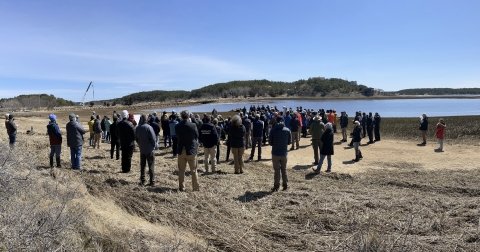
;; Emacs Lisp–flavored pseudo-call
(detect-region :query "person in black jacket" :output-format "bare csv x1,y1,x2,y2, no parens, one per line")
340,111,349,142
175,110,200,191
374,112,381,141
161,112,171,147
419,114,428,145
116,110,135,173
199,116,219,173
229,115,246,174
109,117,120,160
313,123,334,173
148,115,161,150
249,114,264,161
366,112,374,144
352,121,363,162
6,114,18,148
289,112,300,150
213,119,222,164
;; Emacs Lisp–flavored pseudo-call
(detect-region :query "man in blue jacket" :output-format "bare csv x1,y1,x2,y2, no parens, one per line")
199,116,219,173
268,116,292,192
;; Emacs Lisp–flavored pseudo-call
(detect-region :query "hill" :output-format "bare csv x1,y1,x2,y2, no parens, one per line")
119,78,372,104
387,88,480,95
0,94,75,109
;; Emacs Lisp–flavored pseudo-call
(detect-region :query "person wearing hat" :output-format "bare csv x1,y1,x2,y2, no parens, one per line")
6,114,17,148
47,114,62,168
268,115,291,191
66,113,86,170
116,110,136,173
308,115,325,165
352,120,363,162
313,123,334,173
88,115,95,147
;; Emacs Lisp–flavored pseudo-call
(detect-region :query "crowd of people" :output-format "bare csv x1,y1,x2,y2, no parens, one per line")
3,105,447,192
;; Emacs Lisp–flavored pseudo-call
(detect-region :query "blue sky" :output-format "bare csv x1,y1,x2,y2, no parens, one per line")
0,0,479,101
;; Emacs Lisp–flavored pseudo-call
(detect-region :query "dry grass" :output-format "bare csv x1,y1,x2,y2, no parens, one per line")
2,110,480,251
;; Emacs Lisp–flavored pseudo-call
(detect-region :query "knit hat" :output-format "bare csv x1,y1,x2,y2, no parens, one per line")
69,113,76,119
276,116,284,122
49,113,56,121
122,110,129,119
8,114,14,120
325,122,333,130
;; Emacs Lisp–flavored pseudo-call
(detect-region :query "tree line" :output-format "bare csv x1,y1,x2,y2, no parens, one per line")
387,88,480,95
120,78,372,104
0,94,75,109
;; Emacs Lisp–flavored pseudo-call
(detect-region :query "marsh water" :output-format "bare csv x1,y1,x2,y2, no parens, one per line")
148,98,480,118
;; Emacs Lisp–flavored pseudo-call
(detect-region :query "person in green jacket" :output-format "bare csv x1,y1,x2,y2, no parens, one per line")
308,115,325,165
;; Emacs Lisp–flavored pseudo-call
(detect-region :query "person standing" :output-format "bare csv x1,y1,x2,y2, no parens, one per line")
269,116,292,192
308,115,325,165
6,114,17,148
419,114,429,145
116,110,135,173
88,115,95,147
366,112,374,144
161,112,172,148
93,115,103,149
109,117,120,160
213,118,222,163
229,115,246,174
242,114,252,149
148,115,161,151
199,116,219,173
340,111,349,142
47,114,62,168
313,123,334,173
352,121,363,162
105,117,112,143
289,112,300,150
4,113,9,129
66,113,86,170
374,112,381,142
175,110,200,191
249,114,264,161
169,114,179,156
135,114,156,186
101,116,107,139
435,118,446,151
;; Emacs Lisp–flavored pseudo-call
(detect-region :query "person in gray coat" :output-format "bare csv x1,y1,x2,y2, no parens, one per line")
135,114,156,186
66,113,86,170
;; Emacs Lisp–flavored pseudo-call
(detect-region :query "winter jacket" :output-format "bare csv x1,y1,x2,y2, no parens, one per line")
374,116,381,127
149,121,160,136
228,125,246,148
340,115,349,128
252,119,264,138
169,120,178,137
366,116,373,128
242,118,251,132
47,121,62,146
109,121,119,143
436,123,446,140
88,119,94,134
352,125,362,142
175,120,199,155
419,117,428,131
105,120,112,132
290,117,300,132
199,123,219,148
128,116,137,127
269,122,292,156
161,115,170,135
135,122,156,154
66,120,86,147
116,119,135,147
94,119,102,134
6,120,17,135
284,115,291,129
296,113,303,127
101,118,106,131
309,120,325,140
320,129,334,155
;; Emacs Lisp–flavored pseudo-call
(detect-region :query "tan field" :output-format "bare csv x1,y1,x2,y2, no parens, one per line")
2,107,480,251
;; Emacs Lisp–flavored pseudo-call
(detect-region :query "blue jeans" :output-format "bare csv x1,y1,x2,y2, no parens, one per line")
70,146,83,169
155,135,159,150
164,135,171,147
50,145,61,158
315,154,331,172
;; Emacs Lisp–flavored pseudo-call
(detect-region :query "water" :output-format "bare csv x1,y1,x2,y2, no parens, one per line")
147,98,480,118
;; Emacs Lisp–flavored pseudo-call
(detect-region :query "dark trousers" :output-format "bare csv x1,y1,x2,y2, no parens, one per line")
171,136,178,155
367,127,373,142
226,140,231,160
121,145,134,172
111,140,120,159
362,126,366,137
250,136,262,158
302,126,307,137
374,126,380,141
216,144,220,161
140,152,155,184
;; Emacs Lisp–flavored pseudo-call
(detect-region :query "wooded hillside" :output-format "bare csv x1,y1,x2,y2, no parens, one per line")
0,94,75,109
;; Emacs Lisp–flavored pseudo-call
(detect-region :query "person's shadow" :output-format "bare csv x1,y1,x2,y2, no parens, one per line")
235,191,272,202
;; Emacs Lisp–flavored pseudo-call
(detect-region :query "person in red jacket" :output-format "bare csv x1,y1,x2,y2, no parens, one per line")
435,118,446,151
